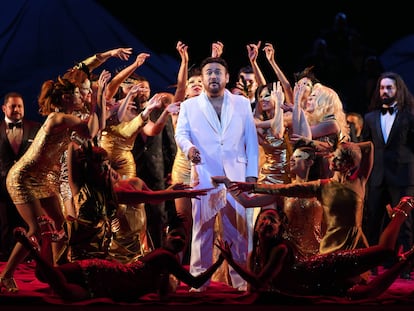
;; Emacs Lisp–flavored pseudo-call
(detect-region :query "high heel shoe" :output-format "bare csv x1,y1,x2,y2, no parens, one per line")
399,246,414,262
0,276,18,293
13,228,48,283
37,215,67,242
391,196,414,218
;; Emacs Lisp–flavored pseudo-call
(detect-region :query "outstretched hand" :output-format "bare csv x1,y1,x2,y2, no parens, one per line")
168,182,192,191
183,188,214,199
110,47,133,61
228,181,255,195
211,176,230,188
215,239,234,263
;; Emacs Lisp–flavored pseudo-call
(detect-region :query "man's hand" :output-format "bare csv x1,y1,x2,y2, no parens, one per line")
188,147,201,164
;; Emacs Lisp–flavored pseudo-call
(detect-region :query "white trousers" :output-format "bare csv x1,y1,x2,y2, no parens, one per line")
189,194,248,289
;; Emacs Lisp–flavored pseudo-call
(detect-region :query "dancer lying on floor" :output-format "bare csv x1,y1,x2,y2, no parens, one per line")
215,196,414,301
0,142,210,292
13,214,224,302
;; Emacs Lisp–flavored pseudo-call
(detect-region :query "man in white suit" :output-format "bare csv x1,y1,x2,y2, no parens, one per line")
175,57,259,291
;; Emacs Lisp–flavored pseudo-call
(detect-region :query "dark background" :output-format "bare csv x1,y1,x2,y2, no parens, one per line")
95,0,412,88
1,1,412,121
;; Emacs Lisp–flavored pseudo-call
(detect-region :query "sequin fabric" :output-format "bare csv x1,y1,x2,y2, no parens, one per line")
6,114,71,204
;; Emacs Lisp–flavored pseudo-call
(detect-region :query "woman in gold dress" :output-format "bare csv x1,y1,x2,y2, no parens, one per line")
100,53,179,263
0,75,105,293
66,141,210,262
212,140,323,260
228,140,373,256
170,41,205,263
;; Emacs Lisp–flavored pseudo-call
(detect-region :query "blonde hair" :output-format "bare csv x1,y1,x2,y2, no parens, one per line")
306,84,349,141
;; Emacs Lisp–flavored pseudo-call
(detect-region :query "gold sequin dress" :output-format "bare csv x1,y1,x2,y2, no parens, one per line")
284,195,323,259
100,112,151,263
258,130,291,185
6,113,71,204
253,179,370,253
171,146,191,185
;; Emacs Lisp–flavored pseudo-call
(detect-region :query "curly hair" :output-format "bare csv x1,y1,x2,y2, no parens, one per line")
38,76,76,116
337,141,362,171
368,71,414,113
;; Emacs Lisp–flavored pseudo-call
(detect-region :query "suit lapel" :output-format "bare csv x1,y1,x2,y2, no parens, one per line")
0,122,7,141
199,92,221,134
375,111,386,145
386,111,402,145
220,90,234,134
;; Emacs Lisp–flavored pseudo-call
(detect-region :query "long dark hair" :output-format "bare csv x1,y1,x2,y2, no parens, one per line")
248,208,289,274
368,71,414,112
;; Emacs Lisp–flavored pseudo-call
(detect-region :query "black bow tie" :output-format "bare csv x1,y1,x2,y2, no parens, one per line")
8,122,22,129
381,106,395,115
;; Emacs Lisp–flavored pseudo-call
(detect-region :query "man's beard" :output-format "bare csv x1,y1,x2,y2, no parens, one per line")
381,95,396,106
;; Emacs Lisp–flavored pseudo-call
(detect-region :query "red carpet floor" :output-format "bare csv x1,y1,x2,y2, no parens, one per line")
1,261,413,311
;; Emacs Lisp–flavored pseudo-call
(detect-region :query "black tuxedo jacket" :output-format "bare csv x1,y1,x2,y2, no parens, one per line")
0,119,41,197
362,109,414,187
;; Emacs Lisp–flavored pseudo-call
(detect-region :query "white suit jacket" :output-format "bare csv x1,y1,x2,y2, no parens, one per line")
175,89,259,221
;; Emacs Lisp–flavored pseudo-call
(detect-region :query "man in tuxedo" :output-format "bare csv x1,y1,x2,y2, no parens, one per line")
0,92,41,260
362,72,414,279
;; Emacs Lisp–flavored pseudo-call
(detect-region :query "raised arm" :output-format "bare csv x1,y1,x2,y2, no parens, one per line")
291,82,311,138
211,41,224,57
173,41,189,103
247,41,267,87
95,69,111,131
270,81,286,139
141,93,179,136
75,47,133,75
263,42,293,105
104,53,150,101
116,84,145,122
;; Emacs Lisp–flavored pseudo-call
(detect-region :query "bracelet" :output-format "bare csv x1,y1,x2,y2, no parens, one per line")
391,208,409,218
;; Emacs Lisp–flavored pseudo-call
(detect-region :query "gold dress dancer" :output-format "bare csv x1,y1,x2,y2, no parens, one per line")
100,110,151,263
7,117,71,204
1,75,104,292
258,130,291,185
228,141,374,283
283,196,322,258
212,142,323,260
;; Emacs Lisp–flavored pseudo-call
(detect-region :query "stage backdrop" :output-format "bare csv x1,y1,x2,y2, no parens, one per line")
0,0,179,122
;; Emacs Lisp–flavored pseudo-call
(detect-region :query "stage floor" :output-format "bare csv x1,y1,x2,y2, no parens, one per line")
1,261,413,310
